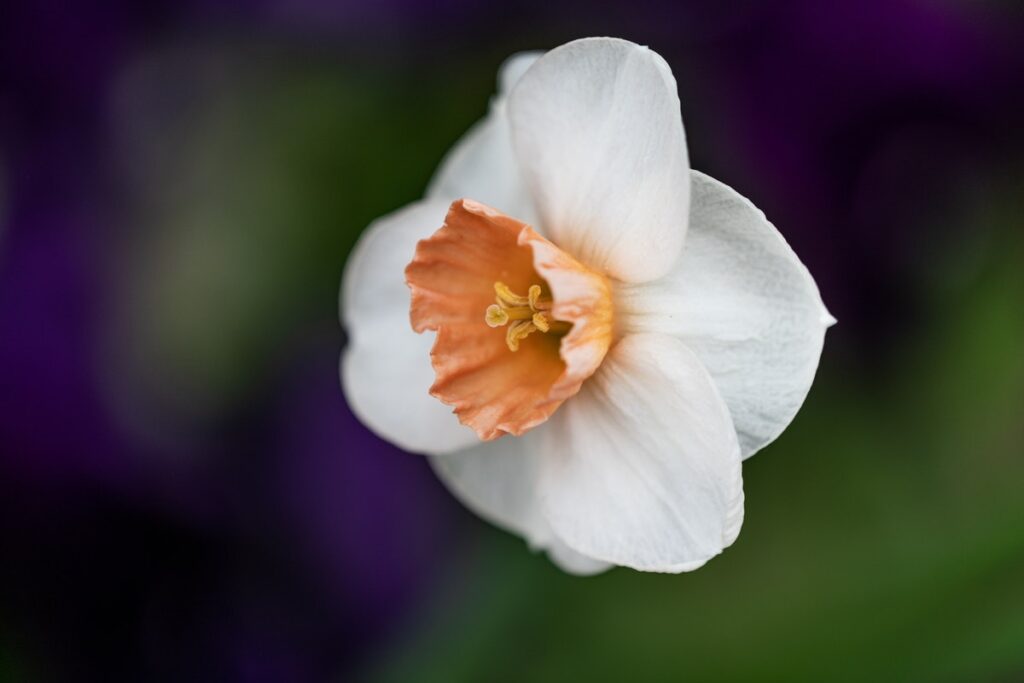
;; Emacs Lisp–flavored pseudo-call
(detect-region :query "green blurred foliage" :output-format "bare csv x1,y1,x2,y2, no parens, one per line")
110,48,495,420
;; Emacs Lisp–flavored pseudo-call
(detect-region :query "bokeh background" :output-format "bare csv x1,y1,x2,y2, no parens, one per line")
2,1,1023,681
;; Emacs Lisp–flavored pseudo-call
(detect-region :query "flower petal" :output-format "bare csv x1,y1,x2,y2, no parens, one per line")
429,432,548,546
507,37,690,283
497,51,544,101
430,434,612,576
615,171,835,458
545,538,613,576
522,225,613,402
426,52,541,225
537,333,744,573
340,199,480,454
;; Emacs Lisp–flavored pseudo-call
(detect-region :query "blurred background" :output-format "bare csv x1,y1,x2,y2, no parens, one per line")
1,1,1023,680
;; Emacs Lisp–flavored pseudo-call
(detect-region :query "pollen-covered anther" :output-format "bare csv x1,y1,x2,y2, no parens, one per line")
485,281,568,351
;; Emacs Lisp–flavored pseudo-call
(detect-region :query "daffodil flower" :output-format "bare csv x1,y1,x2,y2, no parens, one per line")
341,38,834,574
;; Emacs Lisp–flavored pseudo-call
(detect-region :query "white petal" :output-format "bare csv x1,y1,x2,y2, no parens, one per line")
340,199,480,454
497,52,544,98
429,432,548,547
426,52,541,225
546,539,613,576
507,37,690,283
538,334,744,573
431,433,612,577
616,171,835,459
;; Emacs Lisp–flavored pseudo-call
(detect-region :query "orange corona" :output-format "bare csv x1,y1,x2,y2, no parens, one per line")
405,199,613,440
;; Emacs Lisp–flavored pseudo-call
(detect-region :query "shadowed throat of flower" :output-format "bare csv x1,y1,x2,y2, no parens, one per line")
405,198,613,441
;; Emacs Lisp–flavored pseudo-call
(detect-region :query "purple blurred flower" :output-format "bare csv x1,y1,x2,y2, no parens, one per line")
272,336,461,631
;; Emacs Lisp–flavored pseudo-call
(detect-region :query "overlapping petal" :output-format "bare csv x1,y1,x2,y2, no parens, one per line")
427,52,541,226
537,333,744,572
341,200,479,454
545,538,613,576
429,433,547,546
430,435,612,576
616,171,835,458
507,38,690,283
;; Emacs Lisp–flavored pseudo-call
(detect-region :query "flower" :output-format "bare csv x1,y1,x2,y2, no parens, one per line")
340,38,834,574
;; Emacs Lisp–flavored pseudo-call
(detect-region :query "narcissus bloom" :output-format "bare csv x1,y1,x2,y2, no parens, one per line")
341,38,834,574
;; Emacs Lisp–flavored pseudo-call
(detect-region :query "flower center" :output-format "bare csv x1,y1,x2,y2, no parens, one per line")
405,199,613,440
484,282,572,351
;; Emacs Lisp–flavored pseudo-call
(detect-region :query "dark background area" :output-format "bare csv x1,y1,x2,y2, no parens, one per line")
1,1,1023,680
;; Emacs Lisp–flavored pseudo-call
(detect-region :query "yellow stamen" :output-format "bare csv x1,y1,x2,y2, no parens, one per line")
528,284,549,311
506,320,535,352
485,282,569,351
494,281,530,307
485,304,509,328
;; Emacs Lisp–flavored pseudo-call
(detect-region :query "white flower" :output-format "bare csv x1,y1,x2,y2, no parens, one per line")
340,38,834,575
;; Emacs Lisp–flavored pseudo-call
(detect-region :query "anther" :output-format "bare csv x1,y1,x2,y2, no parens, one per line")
494,282,530,307
485,304,509,328
485,281,567,351
506,320,535,352
528,284,547,311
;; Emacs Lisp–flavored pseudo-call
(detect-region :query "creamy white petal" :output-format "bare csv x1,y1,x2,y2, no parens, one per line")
507,37,690,283
431,433,613,576
546,538,613,576
429,432,548,547
616,170,835,459
341,199,479,454
497,52,544,98
426,52,541,226
538,334,744,573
